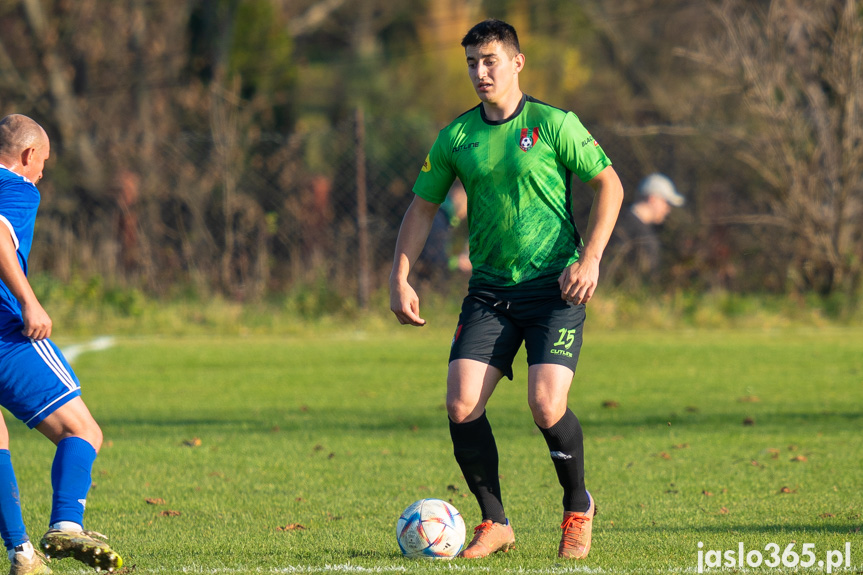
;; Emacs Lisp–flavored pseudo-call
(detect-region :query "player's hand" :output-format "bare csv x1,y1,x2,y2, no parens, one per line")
558,258,600,305
390,280,426,326
21,301,52,340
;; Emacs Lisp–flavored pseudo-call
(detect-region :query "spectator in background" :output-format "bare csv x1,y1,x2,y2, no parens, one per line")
414,180,470,288
606,173,684,281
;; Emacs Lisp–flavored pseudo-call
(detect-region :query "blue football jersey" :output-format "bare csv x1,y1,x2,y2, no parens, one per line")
0,164,40,334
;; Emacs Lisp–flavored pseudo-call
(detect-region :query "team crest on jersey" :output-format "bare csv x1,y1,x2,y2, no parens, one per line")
519,127,539,152
421,154,431,172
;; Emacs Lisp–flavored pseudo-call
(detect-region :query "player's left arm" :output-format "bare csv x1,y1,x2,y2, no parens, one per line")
0,228,51,340
559,166,623,304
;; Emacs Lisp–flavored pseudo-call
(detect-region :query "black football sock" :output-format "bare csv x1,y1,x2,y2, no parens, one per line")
538,408,590,513
449,411,506,524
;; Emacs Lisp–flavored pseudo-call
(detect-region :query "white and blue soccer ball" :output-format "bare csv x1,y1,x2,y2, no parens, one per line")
396,498,466,559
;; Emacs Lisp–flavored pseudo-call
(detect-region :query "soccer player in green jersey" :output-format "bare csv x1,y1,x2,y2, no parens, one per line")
390,19,623,559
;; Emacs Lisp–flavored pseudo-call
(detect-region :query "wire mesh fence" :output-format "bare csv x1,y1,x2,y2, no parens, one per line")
28,106,767,306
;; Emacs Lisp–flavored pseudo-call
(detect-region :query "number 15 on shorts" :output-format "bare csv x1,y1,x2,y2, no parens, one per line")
551,328,577,358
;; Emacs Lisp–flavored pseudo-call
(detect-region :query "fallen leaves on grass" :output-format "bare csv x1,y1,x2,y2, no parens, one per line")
145,498,166,505
791,455,808,462
819,513,836,518
656,452,671,460
779,486,797,494
768,448,780,459
673,443,690,449
159,510,181,517
276,524,306,531
182,438,202,447
719,507,729,514
602,400,619,408
702,491,713,497
738,395,761,403
743,417,755,426
447,484,459,492
685,406,700,413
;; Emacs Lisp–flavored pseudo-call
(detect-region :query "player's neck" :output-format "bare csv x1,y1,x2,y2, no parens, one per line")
482,89,524,122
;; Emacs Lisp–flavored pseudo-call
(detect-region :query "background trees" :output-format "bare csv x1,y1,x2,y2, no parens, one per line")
0,0,859,305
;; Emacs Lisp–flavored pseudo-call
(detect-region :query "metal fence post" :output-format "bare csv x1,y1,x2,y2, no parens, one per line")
355,106,370,309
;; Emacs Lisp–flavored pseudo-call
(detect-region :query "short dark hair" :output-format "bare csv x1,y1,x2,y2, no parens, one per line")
461,19,521,57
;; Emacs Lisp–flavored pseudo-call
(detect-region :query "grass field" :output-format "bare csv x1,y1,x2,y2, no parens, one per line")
7,322,863,574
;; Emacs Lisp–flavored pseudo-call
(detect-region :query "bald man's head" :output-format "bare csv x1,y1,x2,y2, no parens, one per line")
0,115,48,158
0,115,50,183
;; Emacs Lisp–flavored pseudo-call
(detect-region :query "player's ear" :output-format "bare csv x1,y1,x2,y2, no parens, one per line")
20,146,35,167
513,53,525,73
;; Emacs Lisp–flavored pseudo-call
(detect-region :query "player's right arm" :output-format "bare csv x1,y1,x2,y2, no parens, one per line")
0,228,51,340
389,195,440,326
391,129,457,326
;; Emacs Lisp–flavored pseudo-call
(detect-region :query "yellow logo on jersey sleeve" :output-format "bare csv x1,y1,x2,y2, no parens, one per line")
421,154,431,172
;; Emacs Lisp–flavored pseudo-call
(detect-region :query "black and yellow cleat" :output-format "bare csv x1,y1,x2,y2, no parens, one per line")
39,530,122,573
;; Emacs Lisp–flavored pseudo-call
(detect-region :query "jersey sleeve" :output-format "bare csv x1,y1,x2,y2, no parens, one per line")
412,130,456,204
555,112,612,183
0,180,39,251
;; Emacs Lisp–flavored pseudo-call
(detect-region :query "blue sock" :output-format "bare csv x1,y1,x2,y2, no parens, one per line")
50,438,97,528
0,449,29,550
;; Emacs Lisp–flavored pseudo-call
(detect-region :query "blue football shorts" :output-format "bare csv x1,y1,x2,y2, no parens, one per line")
449,287,586,380
0,330,81,428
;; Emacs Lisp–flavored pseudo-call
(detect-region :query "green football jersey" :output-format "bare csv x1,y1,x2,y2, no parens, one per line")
414,95,612,289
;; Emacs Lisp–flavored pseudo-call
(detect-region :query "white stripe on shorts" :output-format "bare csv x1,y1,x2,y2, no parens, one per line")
24,388,79,427
31,340,77,391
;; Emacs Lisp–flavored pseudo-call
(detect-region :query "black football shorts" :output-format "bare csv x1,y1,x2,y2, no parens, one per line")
449,287,585,380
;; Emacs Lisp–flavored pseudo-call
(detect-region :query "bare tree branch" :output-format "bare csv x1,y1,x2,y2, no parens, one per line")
288,0,348,38
21,0,105,192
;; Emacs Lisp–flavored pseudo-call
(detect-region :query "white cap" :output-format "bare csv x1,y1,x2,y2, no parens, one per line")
638,173,685,207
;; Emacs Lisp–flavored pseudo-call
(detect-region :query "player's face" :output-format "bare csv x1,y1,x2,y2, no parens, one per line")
465,42,524,105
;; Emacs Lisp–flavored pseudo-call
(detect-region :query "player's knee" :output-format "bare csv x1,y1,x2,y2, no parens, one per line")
446,399,480,424
86,423,103,453
529,399,564,429
61,419,102,452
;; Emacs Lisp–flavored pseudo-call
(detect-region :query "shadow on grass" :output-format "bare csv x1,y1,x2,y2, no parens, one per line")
584,410,863,433
611,524,863,535
99,408,863,438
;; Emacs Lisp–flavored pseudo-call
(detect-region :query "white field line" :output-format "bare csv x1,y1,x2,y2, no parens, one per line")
61,336,115,363
132,564,863,575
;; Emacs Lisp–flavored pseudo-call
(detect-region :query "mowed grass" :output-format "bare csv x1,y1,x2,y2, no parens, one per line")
6,324,863,574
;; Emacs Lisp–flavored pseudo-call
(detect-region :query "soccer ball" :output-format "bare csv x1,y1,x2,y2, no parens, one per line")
396,498,466,559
